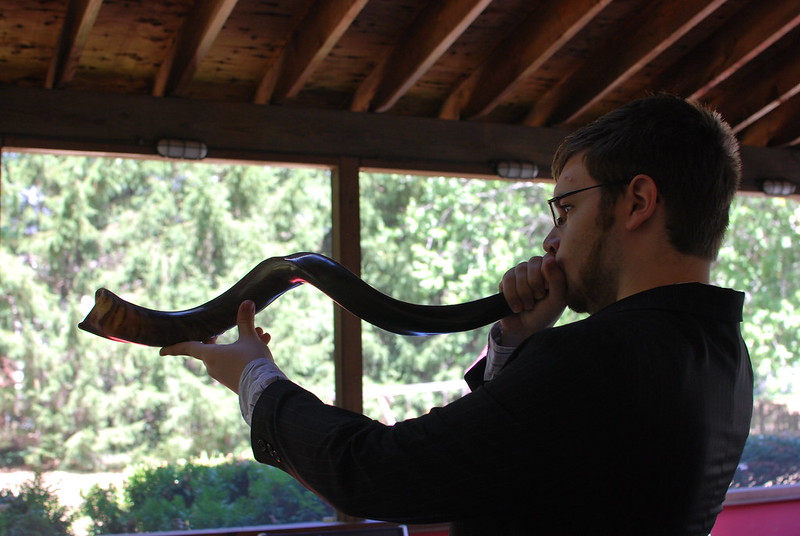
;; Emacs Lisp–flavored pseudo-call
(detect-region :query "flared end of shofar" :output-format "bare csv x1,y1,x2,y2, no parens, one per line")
78,307,109,340
77,288,132,343
78,316,135,344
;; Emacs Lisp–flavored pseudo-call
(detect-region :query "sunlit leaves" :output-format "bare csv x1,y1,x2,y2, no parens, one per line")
0,153,333,469
713,195,800,395
1,151,797,469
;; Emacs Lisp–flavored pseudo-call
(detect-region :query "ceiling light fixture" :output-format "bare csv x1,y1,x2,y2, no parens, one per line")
156,139,209,160
759,178,797,196
494,160,538,180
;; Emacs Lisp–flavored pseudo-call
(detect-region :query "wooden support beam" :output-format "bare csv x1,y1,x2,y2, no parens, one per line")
152,0,239,97
523,0,726,127
332,157,363,415
0,86,563,175
0,86,795,192
256,0,368,104
45,0,104,89
441,0,610,120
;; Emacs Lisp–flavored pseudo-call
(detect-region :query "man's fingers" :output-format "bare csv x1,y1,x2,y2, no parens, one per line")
501,264,524,313
527,259,548,301
159,341,206,357
159,301,259,357
500,256,557,315
514,262,537,310
541,254,566,303
255,327,272,345
501,258,546,313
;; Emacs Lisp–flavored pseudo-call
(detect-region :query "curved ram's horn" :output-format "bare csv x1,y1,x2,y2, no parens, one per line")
78,252,512,347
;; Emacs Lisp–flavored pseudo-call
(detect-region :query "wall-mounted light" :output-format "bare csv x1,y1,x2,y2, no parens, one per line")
495,160,538,180
156,139,208,160
759,178,797,196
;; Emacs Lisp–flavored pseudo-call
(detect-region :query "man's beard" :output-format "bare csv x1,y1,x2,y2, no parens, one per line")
566,210,619,315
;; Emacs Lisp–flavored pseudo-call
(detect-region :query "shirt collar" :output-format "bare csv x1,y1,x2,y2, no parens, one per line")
599,283,744,323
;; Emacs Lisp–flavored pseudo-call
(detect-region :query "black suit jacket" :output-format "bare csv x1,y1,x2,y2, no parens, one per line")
251,284,753,535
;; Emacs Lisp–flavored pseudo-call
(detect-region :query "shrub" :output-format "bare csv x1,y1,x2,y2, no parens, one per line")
0,473,74,536
730,434,800,488
81,459,334,534
80,484,131,535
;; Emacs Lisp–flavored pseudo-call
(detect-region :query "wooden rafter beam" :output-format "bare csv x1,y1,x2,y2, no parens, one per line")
366,0,491,113
152,0,239,97
738,91,800,148
45,0,104,89
523,0,726,127
255,0,368,104
660,0,800,101
783,134,800,148
707,34,800,135
351,0,488,113
440,0,610,120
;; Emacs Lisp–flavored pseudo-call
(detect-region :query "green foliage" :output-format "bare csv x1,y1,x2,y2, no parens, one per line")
1,153,333,471
80,460,334,534
0,474,74,536
80,484,128,535
1,152,798,476
360,174,554,390
712,195,800,396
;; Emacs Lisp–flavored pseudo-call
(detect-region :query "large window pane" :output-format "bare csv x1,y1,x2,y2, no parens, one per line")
0,152,333,468
360,171,800,489
359,172,561,422
713,195,800,488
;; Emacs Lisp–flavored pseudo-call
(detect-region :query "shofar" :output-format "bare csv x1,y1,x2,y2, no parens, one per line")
78,252,511,347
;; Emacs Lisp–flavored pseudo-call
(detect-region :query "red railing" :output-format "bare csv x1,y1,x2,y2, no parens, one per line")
101,520,452,536
712,485,800,535
101,485,800,536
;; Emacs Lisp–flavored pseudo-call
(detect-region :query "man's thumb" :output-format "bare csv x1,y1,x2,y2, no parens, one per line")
236,300,258,338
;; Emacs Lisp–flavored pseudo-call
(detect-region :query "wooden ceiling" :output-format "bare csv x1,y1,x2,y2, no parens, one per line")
1,0,799,193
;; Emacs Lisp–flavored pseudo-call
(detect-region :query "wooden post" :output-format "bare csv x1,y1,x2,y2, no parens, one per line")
331,157,363,524
331,157,363,415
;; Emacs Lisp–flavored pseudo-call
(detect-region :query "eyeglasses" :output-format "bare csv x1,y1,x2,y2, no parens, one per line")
547,180,631,228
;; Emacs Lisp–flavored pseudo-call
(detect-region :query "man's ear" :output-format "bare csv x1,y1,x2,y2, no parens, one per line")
624,174,659,231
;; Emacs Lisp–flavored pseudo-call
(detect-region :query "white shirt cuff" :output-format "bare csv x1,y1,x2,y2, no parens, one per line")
238,358,288,426
484,322,517,381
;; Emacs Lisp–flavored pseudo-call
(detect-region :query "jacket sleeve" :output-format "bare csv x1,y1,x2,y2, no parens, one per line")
463,357,487,390
464,322,521,390
249,379,530,523
248,331,606,525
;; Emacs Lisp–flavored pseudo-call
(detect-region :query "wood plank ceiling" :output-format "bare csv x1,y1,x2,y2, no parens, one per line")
1,0,799,193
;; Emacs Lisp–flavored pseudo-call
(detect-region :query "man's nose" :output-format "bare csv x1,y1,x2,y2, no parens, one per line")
543,228,560,256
